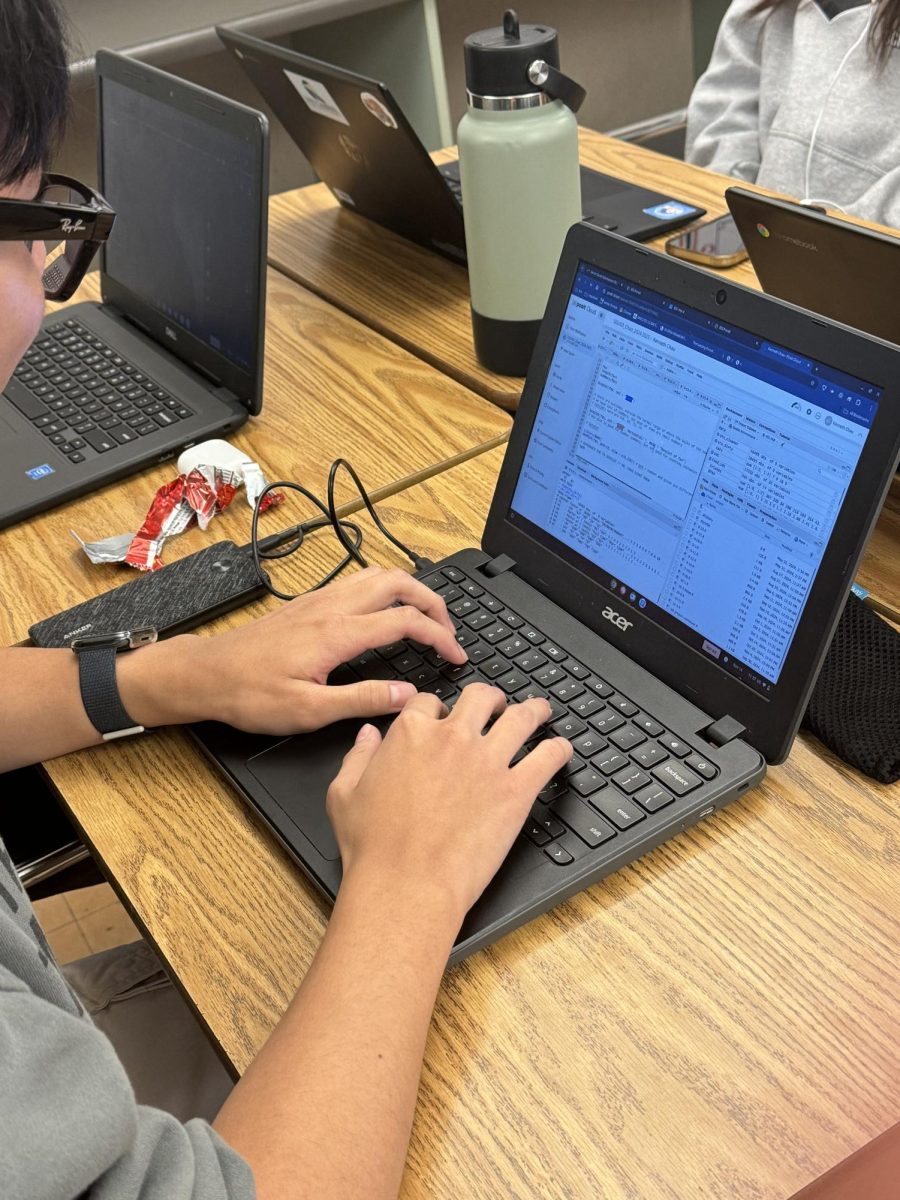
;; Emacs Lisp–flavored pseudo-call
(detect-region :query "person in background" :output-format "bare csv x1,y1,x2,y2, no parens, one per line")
0,2,571,1197
686,0,900,226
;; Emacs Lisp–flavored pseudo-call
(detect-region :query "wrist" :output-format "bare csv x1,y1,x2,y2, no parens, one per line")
337,861,465,950
115,634,209,728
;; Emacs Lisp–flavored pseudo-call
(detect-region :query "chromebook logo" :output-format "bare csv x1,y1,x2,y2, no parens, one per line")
757,223,770,237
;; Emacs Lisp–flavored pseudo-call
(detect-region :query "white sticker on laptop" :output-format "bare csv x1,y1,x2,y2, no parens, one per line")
360,92,398,129
643,200,698,220
284,71,349,126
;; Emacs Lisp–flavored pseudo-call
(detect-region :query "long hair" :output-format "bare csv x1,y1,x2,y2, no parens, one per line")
0,0,69,184
751,0,900,67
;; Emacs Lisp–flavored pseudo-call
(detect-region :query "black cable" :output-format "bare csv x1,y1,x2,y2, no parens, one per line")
248,459,429,602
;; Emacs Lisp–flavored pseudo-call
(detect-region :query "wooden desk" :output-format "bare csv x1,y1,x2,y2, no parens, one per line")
266,128,756,410
0,269,508,646
42,445,900,1200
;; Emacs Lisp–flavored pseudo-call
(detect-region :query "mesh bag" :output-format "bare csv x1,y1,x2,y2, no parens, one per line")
802,594,900,785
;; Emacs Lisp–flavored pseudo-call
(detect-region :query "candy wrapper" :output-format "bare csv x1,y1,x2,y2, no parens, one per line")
73,439,282,570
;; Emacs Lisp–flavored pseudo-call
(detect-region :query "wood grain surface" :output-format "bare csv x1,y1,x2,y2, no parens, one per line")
42,445,900,1200
0,270,508,646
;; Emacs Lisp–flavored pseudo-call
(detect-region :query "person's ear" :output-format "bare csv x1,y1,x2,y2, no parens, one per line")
0,242,46,391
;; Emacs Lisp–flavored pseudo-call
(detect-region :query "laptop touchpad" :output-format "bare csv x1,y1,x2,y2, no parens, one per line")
246,719,388,861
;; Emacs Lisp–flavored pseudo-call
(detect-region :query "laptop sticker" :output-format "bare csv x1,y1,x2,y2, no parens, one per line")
25,464,55,480
360,92,398,129
643,201,698,220
284,71,349,126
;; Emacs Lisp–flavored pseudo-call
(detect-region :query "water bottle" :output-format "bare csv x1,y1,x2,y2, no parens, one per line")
458,8,586,377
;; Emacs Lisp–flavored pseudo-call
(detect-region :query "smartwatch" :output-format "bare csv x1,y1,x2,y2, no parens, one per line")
71,627,158,740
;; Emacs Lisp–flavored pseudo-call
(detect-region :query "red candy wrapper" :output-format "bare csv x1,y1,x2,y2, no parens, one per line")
73,440,281,570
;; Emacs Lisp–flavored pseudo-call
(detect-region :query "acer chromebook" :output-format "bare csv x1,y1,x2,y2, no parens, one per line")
0,50,268,529
727,185,900,346
216,26,704,264
193,223,900,963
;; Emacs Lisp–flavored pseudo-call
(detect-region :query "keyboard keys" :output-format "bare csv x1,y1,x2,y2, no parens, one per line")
376,641,406,660
515,649,547,673
551,794,616,846
484,623,511,644
634,714,664,737
634,783,674,813
651,760,703,795
543,643,566,662
520,626,544,645
496,670,529,695
442,566,465,583
83,429,117,453
394,650,423,673
572,730,606,758
608,725,646,752
422,679,457,703
437,584,462,604
537,791,566,817
499,610,524,628
563,754,586,777
570,694,603,719
524,820,552,847
566,661,590,679
406,665,438,688
461,580,483,598
586,677,614,699
481,595,504,613
594,749,628,776
632,742,668,769
480,657,508,680
534,663,565,687
498,635,528,657
448,597,477,618
610,765,651,795
590,791,646,830
590,711,625,735
609,695,638,717
551,678,584,702
465,610,494,631
545,844,574,866
568,766,606,798
467,642,494,664
550,714,586,740
686,753,717,780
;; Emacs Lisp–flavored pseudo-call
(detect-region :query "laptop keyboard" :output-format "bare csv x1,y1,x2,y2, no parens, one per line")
7,318,194,465
331,566,720,868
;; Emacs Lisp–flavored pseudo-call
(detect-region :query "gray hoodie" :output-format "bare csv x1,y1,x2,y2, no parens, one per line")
0,836,254,1199
686,0,900,227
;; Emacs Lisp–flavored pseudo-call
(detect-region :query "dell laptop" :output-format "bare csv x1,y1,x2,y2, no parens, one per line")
217,26,705,264
727,185,900,345
0,50,268,529
193,223,900,963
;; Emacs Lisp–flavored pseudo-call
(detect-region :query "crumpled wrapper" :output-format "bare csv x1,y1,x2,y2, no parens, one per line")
72,439,282,570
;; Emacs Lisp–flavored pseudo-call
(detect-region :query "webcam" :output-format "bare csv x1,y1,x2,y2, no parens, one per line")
715,288,728,305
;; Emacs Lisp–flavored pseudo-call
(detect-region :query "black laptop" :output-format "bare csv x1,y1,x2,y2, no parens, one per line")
217,26,705,264
0,50,268,529
193,223,900,963
727,185,900,345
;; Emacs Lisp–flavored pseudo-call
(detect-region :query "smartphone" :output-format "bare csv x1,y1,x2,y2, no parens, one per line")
665,214,748,267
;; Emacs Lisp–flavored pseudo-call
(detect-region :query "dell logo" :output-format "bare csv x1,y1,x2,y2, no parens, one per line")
602,605,633,632
60,218,86,234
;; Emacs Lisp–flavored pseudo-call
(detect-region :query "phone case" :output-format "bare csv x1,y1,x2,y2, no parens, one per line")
29,541,267,648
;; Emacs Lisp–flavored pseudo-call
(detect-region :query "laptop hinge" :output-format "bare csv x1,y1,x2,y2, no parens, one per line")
483,553,517,578
703,714,746,747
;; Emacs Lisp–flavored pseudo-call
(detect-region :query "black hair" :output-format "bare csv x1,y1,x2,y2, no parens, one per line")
0,0,69,185
751,0,900,69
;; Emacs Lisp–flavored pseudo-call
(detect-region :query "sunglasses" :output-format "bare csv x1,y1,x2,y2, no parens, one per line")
0,173,115,301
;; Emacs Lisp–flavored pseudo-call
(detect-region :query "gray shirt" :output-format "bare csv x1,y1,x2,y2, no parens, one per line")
0,837,255,1199
686,0,900,227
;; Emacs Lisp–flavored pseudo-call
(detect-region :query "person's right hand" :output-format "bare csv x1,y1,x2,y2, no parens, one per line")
326,684,572,926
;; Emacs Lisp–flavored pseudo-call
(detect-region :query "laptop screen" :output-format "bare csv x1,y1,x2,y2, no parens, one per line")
100,76,261,375
509,262,881,698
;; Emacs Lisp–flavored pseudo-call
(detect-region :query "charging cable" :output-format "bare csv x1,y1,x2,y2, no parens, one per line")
249,457,432,601
801,1,875,212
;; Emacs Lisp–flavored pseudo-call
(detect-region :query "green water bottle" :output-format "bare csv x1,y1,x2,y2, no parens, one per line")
458,9,586,376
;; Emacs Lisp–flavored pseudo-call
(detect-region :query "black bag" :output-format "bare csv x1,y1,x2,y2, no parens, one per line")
802,594,900,785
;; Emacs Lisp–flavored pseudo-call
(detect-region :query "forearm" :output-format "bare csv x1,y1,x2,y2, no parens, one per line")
213,870,460,1200
0,638,202,771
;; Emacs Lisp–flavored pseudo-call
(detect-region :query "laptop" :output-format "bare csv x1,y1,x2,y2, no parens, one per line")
727,185,900,344
192,223,900,963
0,50,268,529
216,26,705,264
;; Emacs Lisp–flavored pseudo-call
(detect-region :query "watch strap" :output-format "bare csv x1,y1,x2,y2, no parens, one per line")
76,645,144,739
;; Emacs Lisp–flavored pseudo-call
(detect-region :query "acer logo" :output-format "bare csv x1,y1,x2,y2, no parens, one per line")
60,218,86,234
602,606,632,632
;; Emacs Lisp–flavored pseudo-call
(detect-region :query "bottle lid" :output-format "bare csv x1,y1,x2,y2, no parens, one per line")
464,9,559,100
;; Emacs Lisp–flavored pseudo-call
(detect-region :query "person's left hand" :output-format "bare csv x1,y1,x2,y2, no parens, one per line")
119,566,467,734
